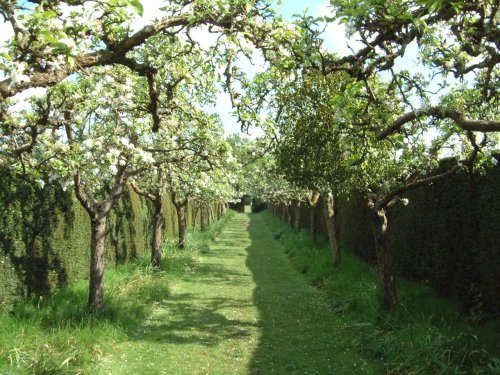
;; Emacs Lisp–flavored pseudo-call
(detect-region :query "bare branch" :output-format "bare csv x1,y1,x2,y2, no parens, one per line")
130,182,157,202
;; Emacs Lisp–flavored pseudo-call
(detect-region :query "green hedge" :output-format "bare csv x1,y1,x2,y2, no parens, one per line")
0,168,218,311
272,166,500,317
386,167,500,318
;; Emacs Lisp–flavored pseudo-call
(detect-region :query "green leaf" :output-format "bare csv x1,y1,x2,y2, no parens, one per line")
39,10,57,19
0,51,13,61
127,0,144,16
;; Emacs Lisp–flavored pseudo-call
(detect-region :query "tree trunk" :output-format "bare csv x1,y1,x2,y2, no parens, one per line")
286,204,293,228
217,203,222,220
209,205,214,224
200,206,207,231
325,192,340,265
89,214,106,312
294,201,302,231
151,197,163,267
310,207,317,241
368,202,397,310
177,204,187,248
192,207,198,230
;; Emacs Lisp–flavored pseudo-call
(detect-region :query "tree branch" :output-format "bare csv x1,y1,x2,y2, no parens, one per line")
0,11,236,102
377,106,500,140
74,171,94,216
130,182,156,202
376,164,460,210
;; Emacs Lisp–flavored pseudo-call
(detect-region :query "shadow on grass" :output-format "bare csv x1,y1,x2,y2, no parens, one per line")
244,212,381,375
130,292,257,346
11,259,171,333
129,249,258,347
242,214,334,374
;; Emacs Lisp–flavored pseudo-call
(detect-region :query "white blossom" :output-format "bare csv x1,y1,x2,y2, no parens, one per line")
60,37,76,49
119,137,130,147
82,139,94,148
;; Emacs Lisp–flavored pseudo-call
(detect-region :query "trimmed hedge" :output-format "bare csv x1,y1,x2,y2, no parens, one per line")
270,165,500,317
0,168,217,311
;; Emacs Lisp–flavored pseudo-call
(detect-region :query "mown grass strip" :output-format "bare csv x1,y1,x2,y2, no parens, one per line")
96,211,261,374
0,212,234,375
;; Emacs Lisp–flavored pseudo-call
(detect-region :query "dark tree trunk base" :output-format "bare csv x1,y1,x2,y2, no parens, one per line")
368,203,397,310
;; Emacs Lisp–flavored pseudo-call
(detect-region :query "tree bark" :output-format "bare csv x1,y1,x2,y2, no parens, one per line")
171,192,188,249
217,203,222,220
325,192,340,265
294,201,302,232
306,191,320,241
89,214,106,312
192,207,198,230
75,171,126,313
368,201,397,310
176,204,187,248
310,207,317,241
285,203,293,228
200,206,207,231
209,205,214,224
151,197,163,267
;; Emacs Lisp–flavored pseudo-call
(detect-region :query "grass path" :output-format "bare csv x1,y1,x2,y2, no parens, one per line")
97,212,382,374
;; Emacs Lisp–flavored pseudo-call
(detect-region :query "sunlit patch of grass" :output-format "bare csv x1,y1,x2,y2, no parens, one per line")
0,212,234,375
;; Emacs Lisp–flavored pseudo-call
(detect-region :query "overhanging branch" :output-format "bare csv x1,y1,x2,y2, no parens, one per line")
377,106,500,140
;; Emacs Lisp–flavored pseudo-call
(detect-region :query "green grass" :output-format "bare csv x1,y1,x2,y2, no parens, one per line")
246,211,383,374
2,210,497,374
97,210,261,374
265,211,500,374
0,212,234,375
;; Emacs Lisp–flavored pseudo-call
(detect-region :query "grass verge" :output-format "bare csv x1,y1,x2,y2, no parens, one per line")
264,212,500,375
0,211,234,375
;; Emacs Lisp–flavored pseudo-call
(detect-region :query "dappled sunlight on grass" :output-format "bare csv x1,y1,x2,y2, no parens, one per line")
97,211,262,374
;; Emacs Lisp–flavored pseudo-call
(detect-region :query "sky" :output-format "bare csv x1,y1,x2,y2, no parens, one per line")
136,0,424,137
134,0,359,137
0,0,423,137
